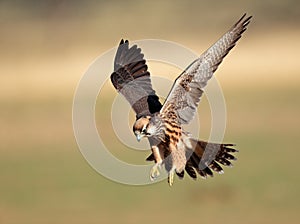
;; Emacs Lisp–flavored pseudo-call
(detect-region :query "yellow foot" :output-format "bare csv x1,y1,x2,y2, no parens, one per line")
168,171,175,187
150,163,161,181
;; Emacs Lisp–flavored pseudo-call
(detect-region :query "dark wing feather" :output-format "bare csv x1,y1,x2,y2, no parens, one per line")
111,39,162,118
184,140,238,179
160,14,252,124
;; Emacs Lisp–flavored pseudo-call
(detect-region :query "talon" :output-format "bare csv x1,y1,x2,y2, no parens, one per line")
150,163,161,181
168,171,175,187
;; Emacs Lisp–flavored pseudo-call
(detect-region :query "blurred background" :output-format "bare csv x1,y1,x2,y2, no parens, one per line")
1,0,300,223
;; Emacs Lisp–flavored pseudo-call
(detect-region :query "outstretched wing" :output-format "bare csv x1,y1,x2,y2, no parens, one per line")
160,14,252,124
111,39,162,118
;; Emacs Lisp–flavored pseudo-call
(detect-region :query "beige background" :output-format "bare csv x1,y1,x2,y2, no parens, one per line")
1,1,300,223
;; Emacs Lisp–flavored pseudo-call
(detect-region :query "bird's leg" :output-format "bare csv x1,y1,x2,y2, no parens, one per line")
150,145,163,181
168,168,175,187
150,163,161,181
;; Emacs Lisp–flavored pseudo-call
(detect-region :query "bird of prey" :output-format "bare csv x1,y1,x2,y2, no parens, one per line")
110,14,252,186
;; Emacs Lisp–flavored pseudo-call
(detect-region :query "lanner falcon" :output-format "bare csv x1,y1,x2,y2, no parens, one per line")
110,14,251,186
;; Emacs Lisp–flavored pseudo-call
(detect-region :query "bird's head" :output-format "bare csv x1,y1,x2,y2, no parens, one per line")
133,116,152,142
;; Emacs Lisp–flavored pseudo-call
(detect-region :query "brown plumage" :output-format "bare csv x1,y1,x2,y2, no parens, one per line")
110,14,252,186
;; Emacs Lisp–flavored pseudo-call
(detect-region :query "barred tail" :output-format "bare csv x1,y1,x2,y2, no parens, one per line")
184,139,238,179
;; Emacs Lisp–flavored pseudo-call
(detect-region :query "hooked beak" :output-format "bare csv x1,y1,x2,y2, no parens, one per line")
136,134,142,142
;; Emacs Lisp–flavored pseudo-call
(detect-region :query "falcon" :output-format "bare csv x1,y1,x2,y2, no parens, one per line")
110,14,252,186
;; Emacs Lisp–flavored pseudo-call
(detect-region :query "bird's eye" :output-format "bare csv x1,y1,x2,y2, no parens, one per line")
141,124,148,134
141,127,146,134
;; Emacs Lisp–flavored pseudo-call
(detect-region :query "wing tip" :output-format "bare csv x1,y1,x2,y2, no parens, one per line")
119,39,129,45
235,13,253,28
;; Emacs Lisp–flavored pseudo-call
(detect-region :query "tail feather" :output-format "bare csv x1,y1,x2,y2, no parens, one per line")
220,152,237,161
209,160,224,173
196,169,208,179
189,150,215,178
190,152,208,178
216,157,233,167
201,167,214,177
184,139,238,179
176,170,185,179
185,161,197,179
145,139,238,181
221,144,238,153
